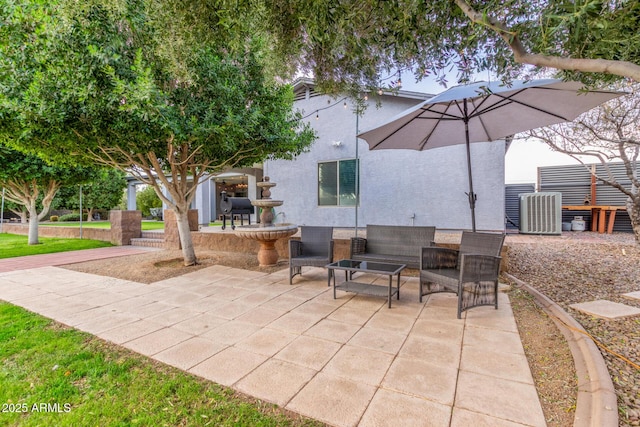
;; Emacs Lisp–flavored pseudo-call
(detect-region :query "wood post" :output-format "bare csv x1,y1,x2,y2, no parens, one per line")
590,164,597,205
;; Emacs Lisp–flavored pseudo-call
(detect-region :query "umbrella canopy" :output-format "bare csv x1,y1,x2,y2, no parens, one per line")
358,79,625,231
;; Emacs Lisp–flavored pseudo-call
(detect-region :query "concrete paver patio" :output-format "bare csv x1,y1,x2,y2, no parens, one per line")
0,262,546,427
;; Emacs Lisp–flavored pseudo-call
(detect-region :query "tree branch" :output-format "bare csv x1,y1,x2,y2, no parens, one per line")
455,0,640,82
528,129,637,199
37,180,59,221
1,179,31,205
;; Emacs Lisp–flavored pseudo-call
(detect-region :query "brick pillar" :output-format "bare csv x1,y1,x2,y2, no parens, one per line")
164,209,199,249
110,210,142,245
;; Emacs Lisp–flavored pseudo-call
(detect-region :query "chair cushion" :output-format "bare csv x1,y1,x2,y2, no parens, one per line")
290,255,330,267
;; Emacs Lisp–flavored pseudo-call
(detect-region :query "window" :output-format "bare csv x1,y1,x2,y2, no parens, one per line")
318,159,359,206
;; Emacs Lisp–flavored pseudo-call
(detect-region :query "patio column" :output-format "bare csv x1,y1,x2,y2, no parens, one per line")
126,182,137,211
194,177,212,226
248,174,258,223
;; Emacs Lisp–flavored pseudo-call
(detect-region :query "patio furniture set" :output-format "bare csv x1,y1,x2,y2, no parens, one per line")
289,224,505,318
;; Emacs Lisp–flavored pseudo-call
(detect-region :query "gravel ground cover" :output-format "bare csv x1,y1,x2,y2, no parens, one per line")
506,232,640,426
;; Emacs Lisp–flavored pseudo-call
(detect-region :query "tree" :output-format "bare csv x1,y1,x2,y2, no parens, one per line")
2,199,27,223
0,0,314,265
0,145,92,244
248,0,640,93
55,169,128,221
136,185,162,218
527,83,640,242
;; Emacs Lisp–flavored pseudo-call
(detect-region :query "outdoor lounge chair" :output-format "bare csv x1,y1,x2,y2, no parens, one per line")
289,226,334,285
419,231,505,318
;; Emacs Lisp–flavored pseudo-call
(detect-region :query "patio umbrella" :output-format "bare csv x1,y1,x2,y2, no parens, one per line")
358,79,624,231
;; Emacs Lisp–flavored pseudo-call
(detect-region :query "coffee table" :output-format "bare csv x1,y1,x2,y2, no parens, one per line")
326,259,406,308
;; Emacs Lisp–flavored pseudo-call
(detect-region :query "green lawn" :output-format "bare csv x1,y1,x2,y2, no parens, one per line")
42,221,165,231
0,234,112,259
0,303,320,427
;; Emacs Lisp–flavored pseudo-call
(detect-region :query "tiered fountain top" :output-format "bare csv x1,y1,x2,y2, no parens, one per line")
251,176,284,214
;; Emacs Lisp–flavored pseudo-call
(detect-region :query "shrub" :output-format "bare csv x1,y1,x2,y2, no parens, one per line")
49,215,59,222
59,213,88,222
137,186,162,217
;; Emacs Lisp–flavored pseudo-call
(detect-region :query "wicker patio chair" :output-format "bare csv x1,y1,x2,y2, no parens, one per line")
419,231,505,318
289,226,334,285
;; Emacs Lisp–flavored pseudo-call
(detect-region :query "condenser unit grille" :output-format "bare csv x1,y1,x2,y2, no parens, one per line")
519,192,562,235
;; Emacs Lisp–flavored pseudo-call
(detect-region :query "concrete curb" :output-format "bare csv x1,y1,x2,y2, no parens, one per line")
504,273,618,427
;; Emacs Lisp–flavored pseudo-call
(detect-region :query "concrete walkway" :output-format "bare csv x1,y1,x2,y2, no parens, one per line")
0,257,546,427
0,246,157,273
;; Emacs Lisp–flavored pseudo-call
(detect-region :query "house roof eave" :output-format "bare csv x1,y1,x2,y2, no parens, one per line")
292,78,434,101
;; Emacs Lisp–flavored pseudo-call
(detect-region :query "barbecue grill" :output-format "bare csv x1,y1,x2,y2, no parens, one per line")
220,191,253,230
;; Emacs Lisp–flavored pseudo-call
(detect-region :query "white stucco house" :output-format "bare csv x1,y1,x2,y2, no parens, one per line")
142,78,507,232
263,78,507,232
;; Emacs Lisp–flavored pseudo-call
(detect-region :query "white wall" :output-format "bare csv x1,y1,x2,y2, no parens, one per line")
266,91,506,232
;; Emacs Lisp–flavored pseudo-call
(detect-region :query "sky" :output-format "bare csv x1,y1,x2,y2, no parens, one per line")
400,76,588,185
503,138,584,184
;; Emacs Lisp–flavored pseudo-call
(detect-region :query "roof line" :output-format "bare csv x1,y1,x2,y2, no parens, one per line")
291,77,434,100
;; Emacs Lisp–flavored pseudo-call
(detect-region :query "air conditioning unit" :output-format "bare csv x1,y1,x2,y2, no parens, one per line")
519,192,562,235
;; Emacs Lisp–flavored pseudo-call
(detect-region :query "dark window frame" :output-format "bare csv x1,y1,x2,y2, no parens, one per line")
318,159,359,207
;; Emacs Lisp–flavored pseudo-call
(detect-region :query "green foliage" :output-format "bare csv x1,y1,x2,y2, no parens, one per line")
248,1,640,92
136,185,162,217
0,0,314,169
54,169,128,212
3,198,27,221
0,145,90,189
537,0,640,84
0,144,96,220
58,213,88,222
0,0,315,261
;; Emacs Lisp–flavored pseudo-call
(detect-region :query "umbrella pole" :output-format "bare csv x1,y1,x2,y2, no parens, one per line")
464,99,477,232
355,111,359,237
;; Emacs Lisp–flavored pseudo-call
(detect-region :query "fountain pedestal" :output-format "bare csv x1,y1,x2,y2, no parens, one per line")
234,177,298,267
234,223,298,266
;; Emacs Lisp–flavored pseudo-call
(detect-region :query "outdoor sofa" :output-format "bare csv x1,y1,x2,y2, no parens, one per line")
349,225,436,269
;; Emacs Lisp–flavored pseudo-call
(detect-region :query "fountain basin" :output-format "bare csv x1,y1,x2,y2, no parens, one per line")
251,199,283,208
234,223,298,240
250,199,284,226
234,223,298,266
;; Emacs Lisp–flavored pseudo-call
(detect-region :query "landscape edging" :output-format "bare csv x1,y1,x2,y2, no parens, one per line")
504,273,619,427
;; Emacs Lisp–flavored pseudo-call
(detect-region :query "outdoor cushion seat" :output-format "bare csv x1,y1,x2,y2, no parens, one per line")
420,231,505,318
289,226,334,285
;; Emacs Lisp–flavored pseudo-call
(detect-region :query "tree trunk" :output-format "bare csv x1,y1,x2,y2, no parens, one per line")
627,198,640,244
174,208,197,266
19,210,27,224
86,208,94,222
27,200,39,245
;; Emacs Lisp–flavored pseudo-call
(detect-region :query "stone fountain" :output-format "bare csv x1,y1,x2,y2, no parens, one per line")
234,177,298,266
